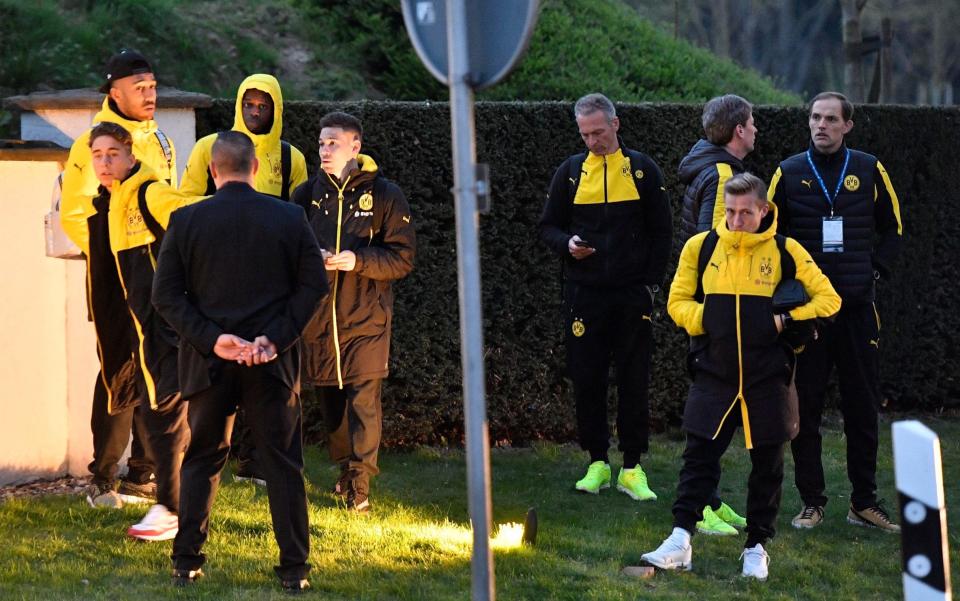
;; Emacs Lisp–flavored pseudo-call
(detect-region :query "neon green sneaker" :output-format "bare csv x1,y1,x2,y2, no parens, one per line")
616,466,657,501
715,501,747,529
696,505,738,536
574,461,611,494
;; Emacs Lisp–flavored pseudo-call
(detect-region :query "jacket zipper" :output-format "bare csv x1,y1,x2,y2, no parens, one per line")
709,243,754,449
325,172,351,389
602,156,609,282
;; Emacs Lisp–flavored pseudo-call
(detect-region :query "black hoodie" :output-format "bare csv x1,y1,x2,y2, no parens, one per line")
677,139,745,245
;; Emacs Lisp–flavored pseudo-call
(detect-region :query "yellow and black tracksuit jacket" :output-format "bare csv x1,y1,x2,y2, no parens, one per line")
69,163,202,414
61,98,176,254
677,139,745,244
769,142,902,304
180,73,307,199
291,155,416,388
539,145,673,287
668,204,841,448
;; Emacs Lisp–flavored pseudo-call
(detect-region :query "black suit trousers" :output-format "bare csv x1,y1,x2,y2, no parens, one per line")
172,363,310,581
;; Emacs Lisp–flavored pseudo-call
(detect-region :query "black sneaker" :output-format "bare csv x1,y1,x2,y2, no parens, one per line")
281,578,311,595
118,479,156,504
172,568,203,587
234,464,267,487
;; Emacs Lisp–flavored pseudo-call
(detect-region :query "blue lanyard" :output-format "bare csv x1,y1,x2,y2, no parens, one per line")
806,148,850,212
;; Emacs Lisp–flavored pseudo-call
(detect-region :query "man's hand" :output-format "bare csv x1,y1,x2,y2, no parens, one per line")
568,235,595,260
214,334,254,361
325,250,356,271
251,335,278,364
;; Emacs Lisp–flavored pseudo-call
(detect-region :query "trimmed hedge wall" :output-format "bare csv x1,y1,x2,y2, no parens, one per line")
197,101,960,447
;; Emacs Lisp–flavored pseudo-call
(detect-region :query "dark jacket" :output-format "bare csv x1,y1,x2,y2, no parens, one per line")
539,144,673,288
677,139,745,244
84,163,200,413
770,142,903,305
291,155,416,387
668,204,841,448
152,181,328,398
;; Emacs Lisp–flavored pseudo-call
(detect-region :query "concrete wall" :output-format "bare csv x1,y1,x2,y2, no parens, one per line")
0,159,98,484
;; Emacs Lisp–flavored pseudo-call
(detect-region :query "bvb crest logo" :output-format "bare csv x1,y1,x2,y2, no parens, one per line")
358,192,374,211
635,169,644,180
759,257,773,278
620,163,631,178
571,318,586,337
843,175,860,192
271,158,282,177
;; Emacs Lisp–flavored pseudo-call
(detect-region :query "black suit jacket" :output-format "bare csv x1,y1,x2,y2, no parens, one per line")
152,181,328,398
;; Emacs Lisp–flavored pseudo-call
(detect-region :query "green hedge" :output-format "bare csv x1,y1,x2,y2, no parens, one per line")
197,101,960,447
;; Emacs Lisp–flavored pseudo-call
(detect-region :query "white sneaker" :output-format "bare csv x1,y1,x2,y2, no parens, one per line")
641,527,692,571
127,503,178,541
740,543,770,580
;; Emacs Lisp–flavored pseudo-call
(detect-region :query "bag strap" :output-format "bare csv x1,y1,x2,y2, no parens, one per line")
280,140,292,201
137,181,165,242
775,234,795,280
154,130,174,182
566,152,588,201
694,229,720,302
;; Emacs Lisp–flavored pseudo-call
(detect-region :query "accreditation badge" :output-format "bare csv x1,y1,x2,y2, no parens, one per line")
823,216,844,253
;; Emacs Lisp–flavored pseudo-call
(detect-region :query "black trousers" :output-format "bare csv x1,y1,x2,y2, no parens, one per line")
673,410,785,548
134,393,189,512
173,364,310,581
564,282,653,464
88,373,154,486
791,303,881,510
230,409,261,476
320,379,382,496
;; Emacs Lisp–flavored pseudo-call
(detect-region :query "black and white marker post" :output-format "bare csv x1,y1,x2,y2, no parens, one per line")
893,420,952,601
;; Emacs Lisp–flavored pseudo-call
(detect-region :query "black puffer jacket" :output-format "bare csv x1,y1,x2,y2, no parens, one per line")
677,139,744,245
292,155,416,387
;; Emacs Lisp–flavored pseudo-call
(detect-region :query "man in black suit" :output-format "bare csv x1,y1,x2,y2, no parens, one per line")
152,131,327,593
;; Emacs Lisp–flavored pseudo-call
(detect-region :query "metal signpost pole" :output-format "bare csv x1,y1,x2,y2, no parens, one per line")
447,1,495,599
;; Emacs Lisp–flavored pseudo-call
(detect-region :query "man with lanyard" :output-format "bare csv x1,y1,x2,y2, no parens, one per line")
180,73,308,485
769,91,903,532
60,49,177,510
539,93,672,501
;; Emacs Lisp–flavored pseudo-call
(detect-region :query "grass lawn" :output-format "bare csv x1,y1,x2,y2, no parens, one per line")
0,414,957,600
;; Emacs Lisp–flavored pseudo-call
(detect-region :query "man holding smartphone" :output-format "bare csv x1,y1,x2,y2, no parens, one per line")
539,93,673,501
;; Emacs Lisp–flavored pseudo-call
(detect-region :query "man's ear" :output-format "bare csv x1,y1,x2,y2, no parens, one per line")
351,138,362,158
251,157,260,176
208,161,219,181
842,120,854,135
611,116,620,133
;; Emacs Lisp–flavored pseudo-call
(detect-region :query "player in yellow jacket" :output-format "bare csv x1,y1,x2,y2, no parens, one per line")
180,73,307,200
180,74,307,483
60,49,177,510
69,121,202,542
642,173,840,581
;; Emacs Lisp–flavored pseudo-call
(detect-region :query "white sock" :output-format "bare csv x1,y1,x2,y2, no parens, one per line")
670,527,692,547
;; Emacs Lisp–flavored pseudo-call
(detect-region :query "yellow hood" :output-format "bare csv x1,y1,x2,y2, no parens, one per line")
232,73,284,152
